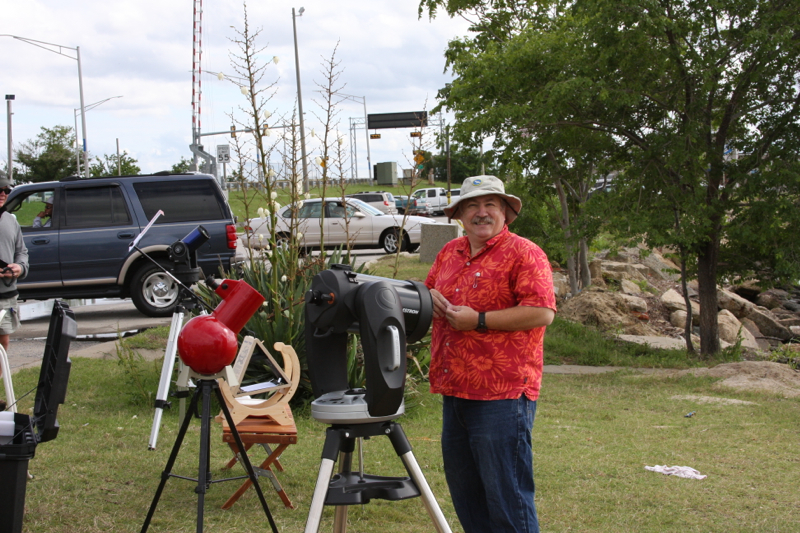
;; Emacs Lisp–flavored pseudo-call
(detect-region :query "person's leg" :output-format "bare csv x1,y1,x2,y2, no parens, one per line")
442,395,495,533
459,397,539,533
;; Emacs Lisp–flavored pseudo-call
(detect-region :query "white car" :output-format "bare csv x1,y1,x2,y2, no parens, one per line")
243,197,438,253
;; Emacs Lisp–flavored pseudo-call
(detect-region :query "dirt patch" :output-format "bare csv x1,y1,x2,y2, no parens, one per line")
653,361,800,398
670,394,757,405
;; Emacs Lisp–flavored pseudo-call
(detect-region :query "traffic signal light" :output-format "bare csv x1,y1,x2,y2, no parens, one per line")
230,125,236,138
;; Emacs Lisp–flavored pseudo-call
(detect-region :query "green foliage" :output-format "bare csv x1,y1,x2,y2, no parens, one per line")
89,152,141,177
422,142,497,183
15,125,78,182
115,339,161,406
425,0,800,354
170,156,193,173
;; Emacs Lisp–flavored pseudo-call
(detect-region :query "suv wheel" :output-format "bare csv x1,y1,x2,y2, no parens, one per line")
131,261,180,317
381,229,408,254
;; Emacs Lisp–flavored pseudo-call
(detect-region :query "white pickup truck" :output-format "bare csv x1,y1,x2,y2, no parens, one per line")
411,187,458,216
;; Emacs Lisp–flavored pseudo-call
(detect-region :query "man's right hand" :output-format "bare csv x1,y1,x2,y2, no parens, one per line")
430,289,450,318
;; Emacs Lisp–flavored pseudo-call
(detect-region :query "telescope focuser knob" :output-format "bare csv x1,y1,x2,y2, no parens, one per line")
308,290,335,305
205,275,219,290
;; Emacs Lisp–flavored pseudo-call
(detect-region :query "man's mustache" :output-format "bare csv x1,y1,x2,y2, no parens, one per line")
471,216,494,225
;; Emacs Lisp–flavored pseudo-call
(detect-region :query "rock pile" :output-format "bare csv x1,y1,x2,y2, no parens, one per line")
555,247,800,352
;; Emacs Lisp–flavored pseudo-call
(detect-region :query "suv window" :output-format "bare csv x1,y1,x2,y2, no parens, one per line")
64,186,131,228
354,193,381,202
134,180,225,223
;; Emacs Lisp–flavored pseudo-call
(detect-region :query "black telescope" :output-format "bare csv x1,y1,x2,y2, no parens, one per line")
167,225,209,285
305,264,433,423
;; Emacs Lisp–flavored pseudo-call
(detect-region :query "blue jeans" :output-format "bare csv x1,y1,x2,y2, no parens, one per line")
442,395,539,533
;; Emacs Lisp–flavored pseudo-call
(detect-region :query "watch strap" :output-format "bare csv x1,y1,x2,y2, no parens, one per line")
477,312,487,331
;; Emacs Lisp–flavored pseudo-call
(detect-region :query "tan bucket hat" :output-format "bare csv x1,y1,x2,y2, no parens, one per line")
443,175,522,223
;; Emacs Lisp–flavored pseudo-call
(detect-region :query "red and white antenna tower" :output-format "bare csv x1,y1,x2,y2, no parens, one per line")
191,0,203,168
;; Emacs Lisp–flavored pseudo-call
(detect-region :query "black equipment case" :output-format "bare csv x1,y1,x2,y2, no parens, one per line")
0,301,76,533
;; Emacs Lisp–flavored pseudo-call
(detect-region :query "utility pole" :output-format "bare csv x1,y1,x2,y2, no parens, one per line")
5,95,13,182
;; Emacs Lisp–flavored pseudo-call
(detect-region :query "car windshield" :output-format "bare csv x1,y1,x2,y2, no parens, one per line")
347,198,384,216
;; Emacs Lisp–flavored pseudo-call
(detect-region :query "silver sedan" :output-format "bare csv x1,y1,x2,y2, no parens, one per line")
243,197,439,253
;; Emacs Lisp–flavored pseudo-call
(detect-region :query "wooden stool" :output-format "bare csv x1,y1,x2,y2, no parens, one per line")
218,341,302,510
221,410,298,509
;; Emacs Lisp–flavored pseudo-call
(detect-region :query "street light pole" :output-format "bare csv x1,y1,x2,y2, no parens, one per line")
1,35,90,178
5,95,13,182
292,7,309,194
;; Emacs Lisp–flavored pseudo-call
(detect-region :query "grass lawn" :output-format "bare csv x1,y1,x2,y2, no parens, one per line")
10,357,800,532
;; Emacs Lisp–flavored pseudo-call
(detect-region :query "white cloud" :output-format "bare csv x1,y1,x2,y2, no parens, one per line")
0,0,470,177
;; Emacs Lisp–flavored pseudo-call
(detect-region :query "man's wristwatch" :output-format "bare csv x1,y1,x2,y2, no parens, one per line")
476,312,488,332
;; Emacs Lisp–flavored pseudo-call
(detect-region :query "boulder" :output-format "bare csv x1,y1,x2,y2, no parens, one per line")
756,290,784,310
745,307,794,341
639,251,680,281
559,290,659,336
661,289,700,317
717,309,760,349
670,310,689,329
783,301,800,313
588,260,603,280
620,279,642,295
618,293,648,314
791,326,800,337
601,261,649,282
717,288,755,319
732,281,762,301
552,272,570,299
780,317,800,327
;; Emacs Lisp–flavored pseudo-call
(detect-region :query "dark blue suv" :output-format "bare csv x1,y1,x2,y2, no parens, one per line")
4,173,237,316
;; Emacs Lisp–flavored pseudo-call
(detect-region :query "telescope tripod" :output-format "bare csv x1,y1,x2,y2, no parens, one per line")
141,378,279,533
304,420,452,533
149,288,205,450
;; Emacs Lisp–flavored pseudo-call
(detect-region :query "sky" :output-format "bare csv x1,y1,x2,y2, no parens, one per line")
0,0,471,181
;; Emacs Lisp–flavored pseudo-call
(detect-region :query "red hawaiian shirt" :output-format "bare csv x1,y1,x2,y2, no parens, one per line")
425,226,556,401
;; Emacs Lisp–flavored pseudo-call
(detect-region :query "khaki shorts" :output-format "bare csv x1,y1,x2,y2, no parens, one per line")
0,296,21,335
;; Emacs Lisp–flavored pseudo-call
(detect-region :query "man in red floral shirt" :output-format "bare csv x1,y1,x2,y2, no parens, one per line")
425,175,556,533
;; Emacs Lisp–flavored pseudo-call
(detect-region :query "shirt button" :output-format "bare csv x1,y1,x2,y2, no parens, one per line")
443,369,449,373
455,288,460,292
466,262,471,266
446,343,450,346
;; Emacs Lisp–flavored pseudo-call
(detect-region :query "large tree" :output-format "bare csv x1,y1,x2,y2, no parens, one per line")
424,0,800,355
15,125,78,182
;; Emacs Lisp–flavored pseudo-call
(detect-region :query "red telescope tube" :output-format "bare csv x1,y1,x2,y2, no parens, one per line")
177,279,265,375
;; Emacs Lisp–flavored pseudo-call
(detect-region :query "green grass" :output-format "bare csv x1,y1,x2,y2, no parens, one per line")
8,356,800,532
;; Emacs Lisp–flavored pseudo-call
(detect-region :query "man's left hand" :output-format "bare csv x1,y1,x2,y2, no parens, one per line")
445,305,479,331
1,263,22,278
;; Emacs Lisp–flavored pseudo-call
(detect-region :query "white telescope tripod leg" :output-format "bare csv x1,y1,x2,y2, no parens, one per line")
147,309,184,449
304,457,338,533
0,310,15,413
400,451,452,533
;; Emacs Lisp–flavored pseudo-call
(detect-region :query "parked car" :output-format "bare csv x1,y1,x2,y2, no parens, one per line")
4,172,237,317
243,197,437,253
346,191,398,215
410,187,453,215
394,195,418,214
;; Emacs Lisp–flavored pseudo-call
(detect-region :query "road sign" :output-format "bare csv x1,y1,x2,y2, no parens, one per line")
217,145,230,164
414,153,425,164
370,133,381,139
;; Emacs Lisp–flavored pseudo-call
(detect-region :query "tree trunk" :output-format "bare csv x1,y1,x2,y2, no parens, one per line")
579,237,591,289
697,240,721,356
554,178,579,295
678,247,695,354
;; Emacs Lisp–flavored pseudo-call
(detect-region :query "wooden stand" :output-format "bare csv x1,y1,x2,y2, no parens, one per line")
217,341,302,510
